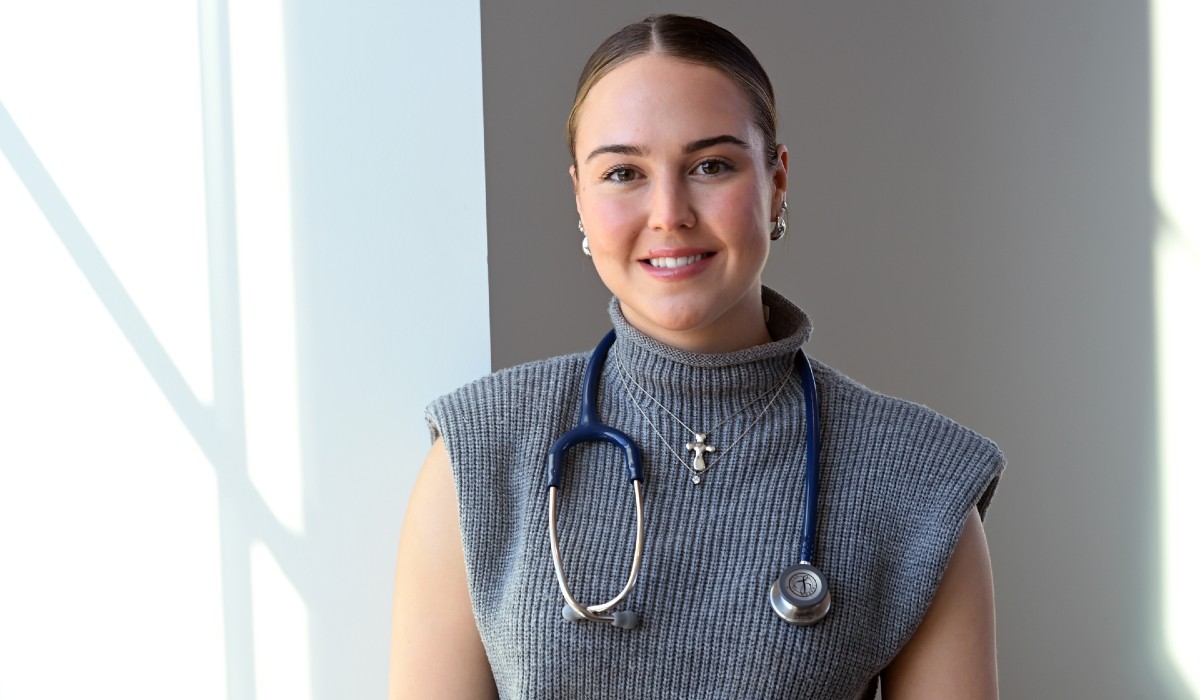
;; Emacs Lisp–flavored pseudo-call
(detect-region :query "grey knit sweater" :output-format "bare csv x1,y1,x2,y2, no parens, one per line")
426,288,1004,699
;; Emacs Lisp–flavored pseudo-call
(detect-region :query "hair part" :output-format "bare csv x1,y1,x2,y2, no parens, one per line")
567,14,779,168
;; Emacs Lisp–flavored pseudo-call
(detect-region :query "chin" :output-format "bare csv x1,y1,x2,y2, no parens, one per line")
627,300,724,336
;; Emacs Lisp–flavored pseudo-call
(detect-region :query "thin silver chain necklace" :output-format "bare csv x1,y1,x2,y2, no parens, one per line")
615,356,795,484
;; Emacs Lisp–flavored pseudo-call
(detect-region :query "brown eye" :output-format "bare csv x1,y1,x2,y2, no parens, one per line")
695,160,730,176
604,167,637,183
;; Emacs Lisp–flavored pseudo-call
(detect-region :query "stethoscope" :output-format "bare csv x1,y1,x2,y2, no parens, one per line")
545,329,831,629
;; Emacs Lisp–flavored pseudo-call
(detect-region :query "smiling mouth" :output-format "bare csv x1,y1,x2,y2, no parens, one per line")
644,253,714,269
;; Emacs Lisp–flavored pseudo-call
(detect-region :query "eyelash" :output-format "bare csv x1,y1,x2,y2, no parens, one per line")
600,166,639,183
693,158,734,176
599,158,736,183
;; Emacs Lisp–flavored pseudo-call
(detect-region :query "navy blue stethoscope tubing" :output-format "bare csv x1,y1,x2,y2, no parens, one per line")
545,330,644,488
796,337,821,564
545,329,821,565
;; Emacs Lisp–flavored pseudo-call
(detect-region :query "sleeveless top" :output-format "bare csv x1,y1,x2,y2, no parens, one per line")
426,288,1004,699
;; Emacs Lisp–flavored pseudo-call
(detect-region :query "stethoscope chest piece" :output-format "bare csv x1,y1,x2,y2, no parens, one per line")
769,562,831,626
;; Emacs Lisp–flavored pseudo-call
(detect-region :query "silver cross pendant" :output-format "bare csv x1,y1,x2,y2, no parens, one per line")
685,433,716,484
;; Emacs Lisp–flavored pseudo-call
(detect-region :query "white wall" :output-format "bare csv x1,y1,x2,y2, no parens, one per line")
0,1,489,698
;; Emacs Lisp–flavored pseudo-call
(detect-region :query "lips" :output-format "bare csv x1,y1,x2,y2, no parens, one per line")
639,249,716,278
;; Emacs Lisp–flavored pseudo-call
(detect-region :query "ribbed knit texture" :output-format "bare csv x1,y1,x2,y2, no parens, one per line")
426,288,1004,700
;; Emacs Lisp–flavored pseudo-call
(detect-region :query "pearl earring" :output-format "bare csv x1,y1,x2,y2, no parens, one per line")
579,220,591,256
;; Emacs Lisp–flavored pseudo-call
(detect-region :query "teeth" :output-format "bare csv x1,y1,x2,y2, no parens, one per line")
648,254,704,269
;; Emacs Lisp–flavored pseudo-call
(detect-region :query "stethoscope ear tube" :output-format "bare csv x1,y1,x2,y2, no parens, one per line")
546,330,645,628
548,481,645,628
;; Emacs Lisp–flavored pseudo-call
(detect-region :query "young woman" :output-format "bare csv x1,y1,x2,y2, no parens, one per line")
391,15,1003,699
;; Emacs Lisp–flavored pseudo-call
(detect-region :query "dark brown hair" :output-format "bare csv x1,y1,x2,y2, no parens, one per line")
567,14,779,166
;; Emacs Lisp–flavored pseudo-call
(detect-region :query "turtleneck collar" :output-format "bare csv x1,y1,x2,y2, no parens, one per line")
606,287,813,404
608,286,812,366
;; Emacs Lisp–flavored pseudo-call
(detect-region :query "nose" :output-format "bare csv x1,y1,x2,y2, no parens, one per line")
647,179,696,232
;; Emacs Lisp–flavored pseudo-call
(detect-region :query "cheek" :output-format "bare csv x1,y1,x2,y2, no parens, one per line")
580,195,643,247
704,186,772,240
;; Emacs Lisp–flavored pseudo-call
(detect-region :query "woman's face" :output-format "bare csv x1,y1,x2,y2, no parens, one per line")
571,53,787,353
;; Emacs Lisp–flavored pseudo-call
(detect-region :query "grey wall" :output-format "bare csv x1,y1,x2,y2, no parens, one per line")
483,2,1186,697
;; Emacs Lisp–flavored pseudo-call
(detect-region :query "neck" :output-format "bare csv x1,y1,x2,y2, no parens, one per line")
618,287,773,355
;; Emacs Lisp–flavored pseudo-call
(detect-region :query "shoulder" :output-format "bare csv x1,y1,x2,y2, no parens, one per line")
425,351,590,443
423,351,593,528
811,357,1003,461
810,357,1005,517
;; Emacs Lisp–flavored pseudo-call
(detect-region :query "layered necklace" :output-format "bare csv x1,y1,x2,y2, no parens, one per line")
615,356,795,484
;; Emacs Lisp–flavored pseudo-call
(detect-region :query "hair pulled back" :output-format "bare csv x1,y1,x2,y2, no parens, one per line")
567,14,779,167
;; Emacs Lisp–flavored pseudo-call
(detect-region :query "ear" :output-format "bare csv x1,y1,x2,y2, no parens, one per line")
569,163,582,216
772,145,789,211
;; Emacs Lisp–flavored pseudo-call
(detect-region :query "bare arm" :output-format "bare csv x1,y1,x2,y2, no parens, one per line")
881,508,998,699
388,438,498,699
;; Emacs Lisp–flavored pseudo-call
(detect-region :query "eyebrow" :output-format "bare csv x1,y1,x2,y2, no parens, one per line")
685,134,750,153
583,134,750,164
584,144,646,163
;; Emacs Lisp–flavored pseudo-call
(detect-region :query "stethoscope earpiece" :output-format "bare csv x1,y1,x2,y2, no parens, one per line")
562,604,587,623
611,610,639,629
769,562,832,626
562,604,640,629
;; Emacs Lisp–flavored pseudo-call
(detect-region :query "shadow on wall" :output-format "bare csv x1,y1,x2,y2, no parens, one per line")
0,1,491,697
0,11,311,691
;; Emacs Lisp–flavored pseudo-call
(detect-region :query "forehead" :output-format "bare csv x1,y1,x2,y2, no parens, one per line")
574,54,759,155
